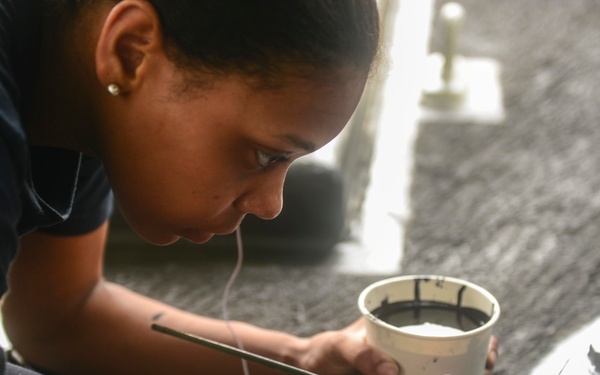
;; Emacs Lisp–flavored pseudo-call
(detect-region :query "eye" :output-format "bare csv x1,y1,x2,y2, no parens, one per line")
256,150,289,168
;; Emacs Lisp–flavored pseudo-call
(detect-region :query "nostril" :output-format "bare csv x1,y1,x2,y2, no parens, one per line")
234,170,287,220
234,191,283,220
253,199,283,221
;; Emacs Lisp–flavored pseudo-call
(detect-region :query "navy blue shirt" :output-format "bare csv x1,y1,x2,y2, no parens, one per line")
0,0,113,297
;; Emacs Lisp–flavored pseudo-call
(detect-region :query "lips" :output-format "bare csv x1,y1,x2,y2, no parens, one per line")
181,216,243,244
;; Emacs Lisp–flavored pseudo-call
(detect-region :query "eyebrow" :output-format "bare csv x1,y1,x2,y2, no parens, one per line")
280,134,316,153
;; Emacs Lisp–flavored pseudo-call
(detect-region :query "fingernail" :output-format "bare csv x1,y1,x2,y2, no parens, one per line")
377,362,399,375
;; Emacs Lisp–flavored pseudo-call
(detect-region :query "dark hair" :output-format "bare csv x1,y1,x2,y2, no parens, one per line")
50,0,380,80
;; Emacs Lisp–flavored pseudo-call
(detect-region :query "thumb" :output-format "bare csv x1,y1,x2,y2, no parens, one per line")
375,362,402,375
352,348,403,375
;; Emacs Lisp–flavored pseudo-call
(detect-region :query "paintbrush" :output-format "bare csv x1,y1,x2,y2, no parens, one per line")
151,324,318,375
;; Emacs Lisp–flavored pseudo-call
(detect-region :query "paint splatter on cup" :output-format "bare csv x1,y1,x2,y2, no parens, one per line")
358,275,500,375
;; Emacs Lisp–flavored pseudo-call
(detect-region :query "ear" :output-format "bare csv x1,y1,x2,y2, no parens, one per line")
95,0,164,94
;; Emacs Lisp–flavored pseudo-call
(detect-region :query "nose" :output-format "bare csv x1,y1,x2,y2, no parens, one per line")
234,170,286,220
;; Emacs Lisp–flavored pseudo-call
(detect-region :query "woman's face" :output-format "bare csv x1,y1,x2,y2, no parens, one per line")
99,64,367,245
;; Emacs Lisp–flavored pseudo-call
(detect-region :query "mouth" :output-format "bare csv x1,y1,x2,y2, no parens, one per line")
181,224,241,244
180,213,245,244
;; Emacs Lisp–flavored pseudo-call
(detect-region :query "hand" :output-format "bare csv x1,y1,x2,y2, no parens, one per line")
297,318,402,375
296,319,498,375
485,335,499,375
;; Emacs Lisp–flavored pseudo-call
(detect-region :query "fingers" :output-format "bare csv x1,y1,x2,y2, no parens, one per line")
343,321,497,375
350,344,403,375
376,362,402,375
486,335,499,371
304,318,403,375
344,317,366,333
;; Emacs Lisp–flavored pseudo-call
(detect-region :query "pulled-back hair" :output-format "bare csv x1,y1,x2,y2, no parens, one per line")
48,0,380,79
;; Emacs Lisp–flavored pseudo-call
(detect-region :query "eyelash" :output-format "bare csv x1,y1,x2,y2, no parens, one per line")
256,150,289,168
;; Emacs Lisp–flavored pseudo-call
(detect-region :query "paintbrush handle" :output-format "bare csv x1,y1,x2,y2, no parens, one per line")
151,324,318,375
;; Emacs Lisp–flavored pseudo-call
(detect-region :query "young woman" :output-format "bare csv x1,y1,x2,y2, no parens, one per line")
0,0,497,374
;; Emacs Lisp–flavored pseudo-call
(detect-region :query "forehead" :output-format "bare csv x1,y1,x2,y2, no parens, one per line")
175,64,367,95
175,65,366,120
160,64,367,153
246,72,367,142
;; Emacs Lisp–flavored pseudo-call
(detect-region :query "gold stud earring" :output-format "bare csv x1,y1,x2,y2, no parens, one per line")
107,83,121,96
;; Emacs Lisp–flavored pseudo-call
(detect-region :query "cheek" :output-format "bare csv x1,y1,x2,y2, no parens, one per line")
110,152,243,233
103,96,251,236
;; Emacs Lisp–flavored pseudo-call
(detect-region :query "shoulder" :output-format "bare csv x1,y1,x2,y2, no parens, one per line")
0,0,42,112
0,0,43,186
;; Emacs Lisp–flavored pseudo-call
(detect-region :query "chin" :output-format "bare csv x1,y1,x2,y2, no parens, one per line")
116,212,181,246
134,229,181,246
181,231,215,245
151,236,182,246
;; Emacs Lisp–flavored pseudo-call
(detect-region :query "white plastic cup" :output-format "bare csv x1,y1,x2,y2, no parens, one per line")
358,275,500,375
